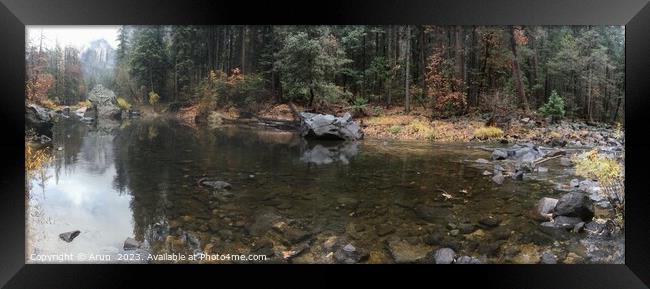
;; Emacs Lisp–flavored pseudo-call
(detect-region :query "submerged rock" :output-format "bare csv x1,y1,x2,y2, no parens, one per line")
540,251,558,264
478,216,502,228
198,178,232,190
299,112,363,141
491,173,505,185
59,230,81,243
386,239,430,263
334,243,368,264
433,248,456,264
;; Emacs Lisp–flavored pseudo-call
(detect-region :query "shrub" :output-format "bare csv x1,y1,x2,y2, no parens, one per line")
148,91,160,106
473,127,504,140
540,90,565,122
116,97,132,110
404,119,435,140
424,50,468,117
573,149,622,184
389,125,402,135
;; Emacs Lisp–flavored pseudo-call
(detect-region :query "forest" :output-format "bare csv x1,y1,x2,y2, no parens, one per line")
26,25,625,127
25,25,627,265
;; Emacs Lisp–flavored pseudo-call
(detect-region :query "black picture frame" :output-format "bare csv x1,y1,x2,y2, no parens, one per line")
1,0,649,288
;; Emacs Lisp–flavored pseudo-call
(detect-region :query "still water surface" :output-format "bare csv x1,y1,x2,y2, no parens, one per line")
27,117,590,263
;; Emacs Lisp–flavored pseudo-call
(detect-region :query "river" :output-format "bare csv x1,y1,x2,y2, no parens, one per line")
26,116,619,264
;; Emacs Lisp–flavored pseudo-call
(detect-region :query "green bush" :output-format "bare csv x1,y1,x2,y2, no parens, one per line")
540,90,565,122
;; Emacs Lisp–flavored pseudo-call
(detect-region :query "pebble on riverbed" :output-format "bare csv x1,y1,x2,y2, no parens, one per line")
59,230,81,243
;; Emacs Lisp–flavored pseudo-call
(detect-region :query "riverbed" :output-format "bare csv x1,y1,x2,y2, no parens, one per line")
26,116,622,264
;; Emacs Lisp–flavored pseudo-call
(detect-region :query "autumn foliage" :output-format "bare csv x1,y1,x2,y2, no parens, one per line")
424,50,467,117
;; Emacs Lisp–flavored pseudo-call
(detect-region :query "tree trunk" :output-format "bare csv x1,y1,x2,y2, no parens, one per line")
405,26,411,113
385,25,393,107
240,25,246,74
509,26,528,111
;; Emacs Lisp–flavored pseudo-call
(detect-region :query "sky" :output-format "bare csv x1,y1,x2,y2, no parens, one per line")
26,26,120,50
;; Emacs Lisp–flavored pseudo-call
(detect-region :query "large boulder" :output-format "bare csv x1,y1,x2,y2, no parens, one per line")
26,103,54,137
533,197,558,221
299,112,363,141
86,85,122,119
553,191,594,220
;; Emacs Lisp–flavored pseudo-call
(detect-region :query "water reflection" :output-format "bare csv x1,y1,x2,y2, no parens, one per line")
300,141,359,165
28,117,591,264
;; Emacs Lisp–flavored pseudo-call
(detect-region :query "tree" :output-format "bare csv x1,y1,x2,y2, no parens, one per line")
274,27,351,106
129,26,168,100
509,26,528,111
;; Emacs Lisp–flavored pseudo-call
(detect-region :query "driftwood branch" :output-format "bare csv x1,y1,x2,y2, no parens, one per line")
533,150,566,166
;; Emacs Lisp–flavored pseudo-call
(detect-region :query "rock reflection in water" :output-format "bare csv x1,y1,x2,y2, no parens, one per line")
300,141,359,165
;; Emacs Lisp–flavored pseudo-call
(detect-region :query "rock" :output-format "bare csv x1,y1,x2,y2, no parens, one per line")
86,85,122,119
512,170,525,180
449,229,459,236
549,138,567,147
123,237,141,250
537,166,549,173
519,152,537,172
422,232,444,246
432,248,456,264
376,224,395,237
457,223,476,234
491,173,505,185
414,204,440,222
482,170,492,176
554,192,594,220
570,179,580,188
299,112,363,141
533,197,558,221
584,219,616,239
386,239,430,263
573,222,585,233
491,149,508,160
334,243,368,264
478,216,501,228
59,230,81,242
512,244,541,264
26,103,54,137
593,201,615,219
455,256,481,264
540,251,558,264
198,178,232,190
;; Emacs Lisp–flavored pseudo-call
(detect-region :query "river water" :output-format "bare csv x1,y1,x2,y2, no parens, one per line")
26,117,616,263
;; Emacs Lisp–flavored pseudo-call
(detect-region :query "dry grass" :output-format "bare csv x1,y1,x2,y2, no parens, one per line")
25,144,52,172
361,112,485,142
473,127,504,140
116,97,132,110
